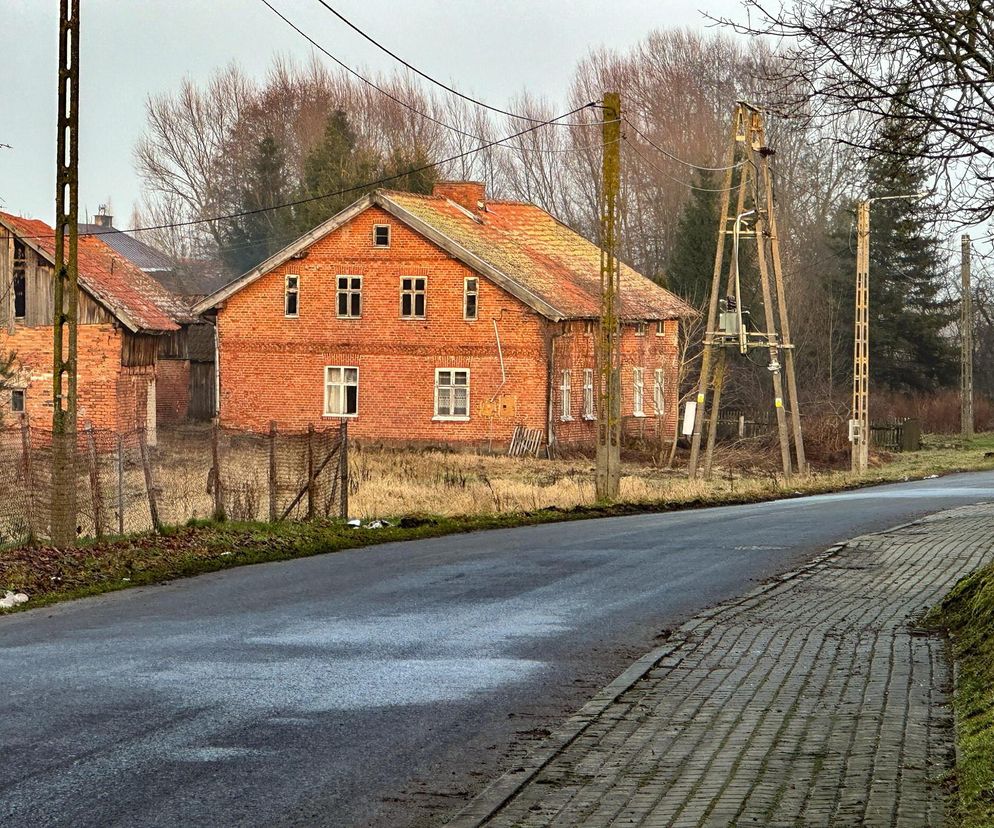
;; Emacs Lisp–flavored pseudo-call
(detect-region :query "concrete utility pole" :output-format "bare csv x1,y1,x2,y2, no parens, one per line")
51,0,80,547
851,200,870,473
849,193,928,474
595,92,622,500
961,233,974,438
688,102,805,481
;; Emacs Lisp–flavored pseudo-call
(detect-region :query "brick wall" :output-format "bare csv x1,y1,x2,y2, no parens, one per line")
156,358,191,424
216,206,549,444
214,205,684,450
551,319,681,451
0,323,130,432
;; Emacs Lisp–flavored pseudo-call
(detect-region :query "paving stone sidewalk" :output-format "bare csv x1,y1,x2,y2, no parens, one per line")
451,503,994,828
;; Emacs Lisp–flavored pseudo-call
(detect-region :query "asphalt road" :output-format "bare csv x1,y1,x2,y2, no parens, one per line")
2,471,993,828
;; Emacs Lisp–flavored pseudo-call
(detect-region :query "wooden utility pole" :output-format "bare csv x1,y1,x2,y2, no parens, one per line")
595,92,622,500
961,234,974,438
688,102,804,480
851,200,870,473
51,0,81,547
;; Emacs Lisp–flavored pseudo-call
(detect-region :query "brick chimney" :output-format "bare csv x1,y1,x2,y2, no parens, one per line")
433,181,486,213
93,204,114,229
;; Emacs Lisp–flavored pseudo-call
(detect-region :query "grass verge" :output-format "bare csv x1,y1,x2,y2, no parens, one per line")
2,436,994,615
928,564,994,828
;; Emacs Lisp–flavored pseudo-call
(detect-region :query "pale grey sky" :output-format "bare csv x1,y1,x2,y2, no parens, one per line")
0,0,744,225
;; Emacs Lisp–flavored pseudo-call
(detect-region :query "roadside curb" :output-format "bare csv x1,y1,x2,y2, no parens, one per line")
445,538,857,827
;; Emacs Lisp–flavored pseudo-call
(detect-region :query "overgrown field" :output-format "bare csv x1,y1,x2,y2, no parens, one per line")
344,432,994,519
929,563,994,828
2,432,993,612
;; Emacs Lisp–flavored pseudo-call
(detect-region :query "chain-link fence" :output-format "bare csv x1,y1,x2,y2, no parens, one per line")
0,419,348,547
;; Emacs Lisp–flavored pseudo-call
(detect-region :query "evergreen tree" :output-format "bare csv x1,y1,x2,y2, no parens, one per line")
825,113,957,393
221,135,295,274
293,110,379,235
666,169,719,308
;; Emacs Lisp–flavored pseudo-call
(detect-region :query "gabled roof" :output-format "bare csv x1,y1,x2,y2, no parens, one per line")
1,212,185,332
193,190,696,321
78,223,176,273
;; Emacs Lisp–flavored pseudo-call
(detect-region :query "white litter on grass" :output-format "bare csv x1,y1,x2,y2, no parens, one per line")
220,552,233,557
347,519,362,528
0,591,29,609
365,519,392,529
924,474,940,480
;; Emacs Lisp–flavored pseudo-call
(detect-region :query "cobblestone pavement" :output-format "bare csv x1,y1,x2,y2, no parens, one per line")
452,504,994,827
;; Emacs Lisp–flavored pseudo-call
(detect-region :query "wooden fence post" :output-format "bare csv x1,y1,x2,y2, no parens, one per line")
306,423,316,520
138,427,160,532
211,417,224,521
117,432,125,535
339,419,349,519
19,415,36,543
84,422,103,538
268,420,278,523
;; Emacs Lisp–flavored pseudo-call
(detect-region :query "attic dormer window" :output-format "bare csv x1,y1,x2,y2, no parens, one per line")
373,224,390,247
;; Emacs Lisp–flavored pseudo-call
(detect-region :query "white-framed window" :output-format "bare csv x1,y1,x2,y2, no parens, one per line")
584,320,595,335
373,224,390,247
635,321,648,337
324,366,359,416
11,389,25,414
633,367,645,416
654,368,665,415
284,274,299,317
464,277,479,320
337,275,362,318
560,369,572,421
401,276,427,318
656,320,665,336
435,369,470,420
583,368,595,419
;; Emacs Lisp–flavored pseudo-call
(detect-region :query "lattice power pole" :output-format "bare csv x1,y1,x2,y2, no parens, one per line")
595,92,622,500
51,0,81,547
961,233,974,438
851,200,870,473
688,102,805,480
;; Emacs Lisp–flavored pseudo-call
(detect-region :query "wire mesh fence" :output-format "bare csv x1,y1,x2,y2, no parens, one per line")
0,418,348,547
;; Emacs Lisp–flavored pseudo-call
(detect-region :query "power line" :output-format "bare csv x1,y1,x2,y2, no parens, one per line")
626,141,743,193
19,103,598,241
309,0,604,127
261,0,614,157
624,119,744,173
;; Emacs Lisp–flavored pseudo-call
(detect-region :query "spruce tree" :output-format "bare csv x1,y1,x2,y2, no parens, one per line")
826,113,956,393
221,135,295,274
666,169,719,309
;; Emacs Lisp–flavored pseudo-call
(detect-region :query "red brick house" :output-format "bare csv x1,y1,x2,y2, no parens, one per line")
193,183,695,451
0,212,191,440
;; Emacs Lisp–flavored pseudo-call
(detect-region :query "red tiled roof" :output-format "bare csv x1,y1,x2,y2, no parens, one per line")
382,191,697,320
0,212,184,332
